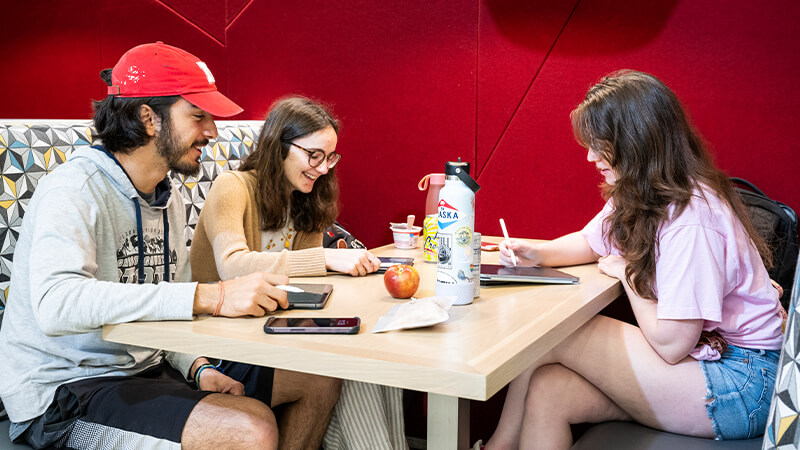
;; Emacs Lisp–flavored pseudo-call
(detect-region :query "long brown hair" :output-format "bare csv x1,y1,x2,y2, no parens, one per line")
570,70,770,300
239,96,340,233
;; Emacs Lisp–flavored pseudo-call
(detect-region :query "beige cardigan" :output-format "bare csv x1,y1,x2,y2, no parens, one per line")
190,170,327,282
190,172,408,449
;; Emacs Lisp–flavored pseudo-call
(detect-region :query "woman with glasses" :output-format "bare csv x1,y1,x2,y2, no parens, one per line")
478,71,782,449
190,96,405,449
191,96,380,280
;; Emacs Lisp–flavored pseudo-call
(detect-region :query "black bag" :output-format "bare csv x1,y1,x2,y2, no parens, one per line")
323,222,366,249
731,177,799,309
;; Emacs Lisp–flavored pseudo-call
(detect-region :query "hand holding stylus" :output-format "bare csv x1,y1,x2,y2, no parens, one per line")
499,218,518,266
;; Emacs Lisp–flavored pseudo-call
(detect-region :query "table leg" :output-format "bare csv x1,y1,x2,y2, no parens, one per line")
427,393,470,449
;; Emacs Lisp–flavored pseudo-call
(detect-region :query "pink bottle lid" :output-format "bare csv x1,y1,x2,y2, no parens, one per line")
419,173,446,216
418,173,445,191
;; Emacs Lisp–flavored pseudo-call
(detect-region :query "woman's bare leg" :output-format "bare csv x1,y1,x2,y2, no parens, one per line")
519,363,630,448
486,315,713,449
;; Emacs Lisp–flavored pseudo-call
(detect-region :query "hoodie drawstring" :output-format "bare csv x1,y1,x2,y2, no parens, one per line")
163,209,170,281
97,146,172,284
131,199,170,284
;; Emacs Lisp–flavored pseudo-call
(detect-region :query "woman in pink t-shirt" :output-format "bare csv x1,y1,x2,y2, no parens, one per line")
483,70,783,449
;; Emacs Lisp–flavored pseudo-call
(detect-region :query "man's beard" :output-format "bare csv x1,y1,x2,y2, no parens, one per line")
155,118,208,177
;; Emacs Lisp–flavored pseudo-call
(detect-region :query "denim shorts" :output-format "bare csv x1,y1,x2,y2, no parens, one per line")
700,344,780,440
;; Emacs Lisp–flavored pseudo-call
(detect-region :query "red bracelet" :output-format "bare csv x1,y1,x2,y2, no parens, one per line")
213,281,225,316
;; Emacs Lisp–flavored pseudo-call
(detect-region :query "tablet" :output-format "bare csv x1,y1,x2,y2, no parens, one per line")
377,256,415,273
479,264,579,285
286,283,334,309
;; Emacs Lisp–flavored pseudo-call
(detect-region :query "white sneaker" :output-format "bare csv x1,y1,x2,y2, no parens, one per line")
472,439,484,450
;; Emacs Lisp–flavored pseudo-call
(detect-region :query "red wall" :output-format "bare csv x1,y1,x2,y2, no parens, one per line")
2,0,798,247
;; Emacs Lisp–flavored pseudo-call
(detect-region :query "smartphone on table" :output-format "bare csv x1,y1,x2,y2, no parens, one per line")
284,283,333,309
263,317,361,334
377,256,414,273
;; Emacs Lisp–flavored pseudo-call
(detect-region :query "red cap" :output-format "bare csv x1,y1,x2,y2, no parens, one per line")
107,42,243,117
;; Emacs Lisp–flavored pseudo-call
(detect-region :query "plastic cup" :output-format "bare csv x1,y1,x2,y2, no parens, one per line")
390,224,423,249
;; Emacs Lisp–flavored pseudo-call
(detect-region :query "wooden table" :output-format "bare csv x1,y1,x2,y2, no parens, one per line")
103,237,621,449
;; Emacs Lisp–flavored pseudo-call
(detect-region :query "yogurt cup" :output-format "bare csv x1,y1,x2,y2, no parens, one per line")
390,224,423,249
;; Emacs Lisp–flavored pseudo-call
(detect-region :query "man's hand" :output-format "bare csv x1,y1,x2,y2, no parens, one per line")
198,368,245,395
194,272,290,316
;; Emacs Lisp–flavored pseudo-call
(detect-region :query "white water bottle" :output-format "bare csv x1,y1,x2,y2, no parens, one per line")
436,160,481,305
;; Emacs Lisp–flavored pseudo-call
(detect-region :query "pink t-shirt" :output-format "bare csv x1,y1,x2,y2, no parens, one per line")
581,189,783,360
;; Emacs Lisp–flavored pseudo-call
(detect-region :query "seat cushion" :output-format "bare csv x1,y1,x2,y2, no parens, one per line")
571,421,761,450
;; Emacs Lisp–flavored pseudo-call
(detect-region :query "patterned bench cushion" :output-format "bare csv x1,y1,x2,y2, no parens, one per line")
0,120,263,305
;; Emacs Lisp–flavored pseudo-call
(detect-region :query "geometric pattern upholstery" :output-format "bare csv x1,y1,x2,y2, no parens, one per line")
764,254,800,449
0,120,263,305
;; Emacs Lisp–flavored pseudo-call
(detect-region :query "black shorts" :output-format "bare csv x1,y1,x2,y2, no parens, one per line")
19,361,274,449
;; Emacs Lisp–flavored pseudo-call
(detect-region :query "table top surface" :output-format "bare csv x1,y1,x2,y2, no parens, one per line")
103,237,621,400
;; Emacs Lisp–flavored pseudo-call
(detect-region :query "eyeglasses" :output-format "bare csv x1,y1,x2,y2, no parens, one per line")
288,142,341,169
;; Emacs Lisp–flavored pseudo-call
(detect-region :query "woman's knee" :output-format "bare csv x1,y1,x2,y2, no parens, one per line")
524,363,582,420
526,364,567,403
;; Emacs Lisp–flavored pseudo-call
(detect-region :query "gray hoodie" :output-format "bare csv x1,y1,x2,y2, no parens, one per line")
0,146,199,423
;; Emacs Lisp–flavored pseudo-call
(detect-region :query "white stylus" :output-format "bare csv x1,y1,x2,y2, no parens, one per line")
276,285,304,293
499,218,518,266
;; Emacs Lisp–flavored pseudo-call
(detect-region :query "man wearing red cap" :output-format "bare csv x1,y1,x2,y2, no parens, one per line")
0,42,340,449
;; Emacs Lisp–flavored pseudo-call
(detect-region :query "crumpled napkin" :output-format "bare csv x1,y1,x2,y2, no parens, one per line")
372,296,456,333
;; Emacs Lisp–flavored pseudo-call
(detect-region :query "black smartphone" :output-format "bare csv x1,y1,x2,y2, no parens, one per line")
263,317,361,334
377,256,415,273
285,283,333,309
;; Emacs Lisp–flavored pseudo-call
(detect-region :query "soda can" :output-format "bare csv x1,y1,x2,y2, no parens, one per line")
423,214,438,262
472,232,481,298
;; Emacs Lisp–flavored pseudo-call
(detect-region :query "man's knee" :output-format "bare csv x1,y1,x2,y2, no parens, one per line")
185,394,278,449
240,404,279,448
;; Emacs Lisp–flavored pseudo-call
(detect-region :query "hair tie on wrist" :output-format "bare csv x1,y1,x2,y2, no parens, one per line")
213,280,225,316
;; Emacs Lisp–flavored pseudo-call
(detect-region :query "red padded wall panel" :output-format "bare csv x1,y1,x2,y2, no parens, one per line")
1,0,798,249
159,0,227,44
226,0,477,246
97,1,230,105
476,1,576,175
475,0,800,242
0,0,101,119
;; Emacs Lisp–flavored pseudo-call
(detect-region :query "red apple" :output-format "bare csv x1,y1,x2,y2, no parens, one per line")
383,264,420,299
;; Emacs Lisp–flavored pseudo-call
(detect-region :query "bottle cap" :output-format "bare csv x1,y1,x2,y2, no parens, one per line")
445,161,469,176
445,161,481,193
